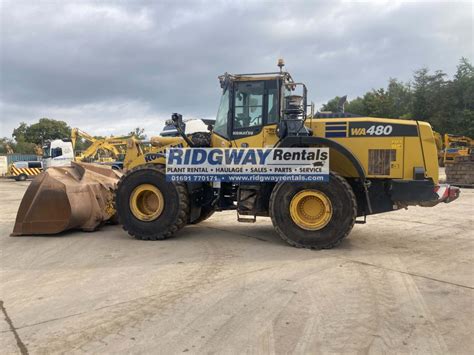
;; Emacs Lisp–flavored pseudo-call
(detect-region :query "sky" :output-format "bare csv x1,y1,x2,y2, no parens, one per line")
0,0,473,138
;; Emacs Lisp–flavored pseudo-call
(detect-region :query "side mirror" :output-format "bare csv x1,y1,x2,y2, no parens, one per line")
171,113,182,126
171,113,186,133
170,113,194,147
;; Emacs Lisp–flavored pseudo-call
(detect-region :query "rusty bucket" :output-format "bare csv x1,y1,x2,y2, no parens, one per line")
11,162,121,236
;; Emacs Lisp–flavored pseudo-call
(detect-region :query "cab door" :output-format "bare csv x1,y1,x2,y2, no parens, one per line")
231,80,280,148
211,86,232,147
211,79,281,148
262,80,280,147
231,80,265,148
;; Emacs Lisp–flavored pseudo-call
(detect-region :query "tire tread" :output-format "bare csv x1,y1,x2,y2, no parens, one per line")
116,164,189,240
269,172,357,249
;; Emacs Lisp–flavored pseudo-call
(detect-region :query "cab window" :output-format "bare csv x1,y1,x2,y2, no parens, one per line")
214,89,230,138
42,144,51,158
14,162,27,169
233,81,264,129
51,147,63,158
267,80,279,124
29,161,42,168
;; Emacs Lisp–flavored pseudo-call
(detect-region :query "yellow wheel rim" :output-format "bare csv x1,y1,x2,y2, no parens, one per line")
129,184,164,221
289,190,332,230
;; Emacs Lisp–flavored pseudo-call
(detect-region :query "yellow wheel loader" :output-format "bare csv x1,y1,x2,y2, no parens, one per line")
13,62,460,247
110,62,460,249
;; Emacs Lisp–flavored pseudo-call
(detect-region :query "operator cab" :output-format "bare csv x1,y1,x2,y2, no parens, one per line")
213,59,311,142
42,139,74,168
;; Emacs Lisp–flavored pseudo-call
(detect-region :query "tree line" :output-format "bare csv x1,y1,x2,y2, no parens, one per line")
321,57,473,137
0,118,146,154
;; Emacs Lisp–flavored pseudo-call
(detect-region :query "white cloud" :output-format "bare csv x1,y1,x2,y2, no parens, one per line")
0,0,472,138
1,100,167,137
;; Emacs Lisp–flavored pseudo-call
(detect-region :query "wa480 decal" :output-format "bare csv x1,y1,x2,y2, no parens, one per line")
325,122,418,138
348,122,418,137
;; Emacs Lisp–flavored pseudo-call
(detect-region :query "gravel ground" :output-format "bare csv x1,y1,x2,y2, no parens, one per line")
0,177,473,354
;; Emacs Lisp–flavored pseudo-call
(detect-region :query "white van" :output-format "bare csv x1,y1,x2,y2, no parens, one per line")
8,161,43,181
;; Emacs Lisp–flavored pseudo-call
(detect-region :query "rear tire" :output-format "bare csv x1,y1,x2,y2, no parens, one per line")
115,164,189,240
16,174,27,181
269,172,356,249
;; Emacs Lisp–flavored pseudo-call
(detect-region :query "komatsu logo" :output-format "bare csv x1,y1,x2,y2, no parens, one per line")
145,153,165,162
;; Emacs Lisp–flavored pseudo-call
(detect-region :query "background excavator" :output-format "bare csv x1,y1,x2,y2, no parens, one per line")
41,128,136,169
443,134,474,187
443,134,473,165
12,61,460,249
433,132,473,186
71,128,132,163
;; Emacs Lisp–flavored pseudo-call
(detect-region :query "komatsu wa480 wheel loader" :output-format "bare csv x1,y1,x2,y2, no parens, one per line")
111,61,460,249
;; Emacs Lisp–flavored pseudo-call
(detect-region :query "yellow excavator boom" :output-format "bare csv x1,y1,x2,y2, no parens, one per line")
71,128,133,161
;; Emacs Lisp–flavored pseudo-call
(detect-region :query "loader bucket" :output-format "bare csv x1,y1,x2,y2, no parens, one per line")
11,162,121,236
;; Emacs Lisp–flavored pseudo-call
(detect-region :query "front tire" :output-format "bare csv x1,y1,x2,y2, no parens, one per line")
269,172,356,249
115,164,189,240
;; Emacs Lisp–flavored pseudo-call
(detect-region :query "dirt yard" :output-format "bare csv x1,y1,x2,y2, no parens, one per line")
0,178,473,354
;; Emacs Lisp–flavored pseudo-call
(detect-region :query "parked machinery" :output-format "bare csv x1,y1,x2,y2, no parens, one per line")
443,134,474,187
443,134,473,165
113,61,460,249
12,61,461,247
71,128,131,162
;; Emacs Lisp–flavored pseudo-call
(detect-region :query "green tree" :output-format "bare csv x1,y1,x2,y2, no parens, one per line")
387,79,412,118
1,136,36,154
11,122,38,154
0,137,15,154
12,122,28,142
13,118,71,145
320,96,341,112
11,118,71,153
412,68,448,124
345,97,367,116
320,57,473,138
363,88,393,118
447,57,474,136
14,140,37,154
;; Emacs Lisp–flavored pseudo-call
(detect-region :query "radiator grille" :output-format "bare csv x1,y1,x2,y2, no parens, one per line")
368,149,396,175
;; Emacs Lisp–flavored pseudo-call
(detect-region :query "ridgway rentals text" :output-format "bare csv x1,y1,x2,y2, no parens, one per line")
166,147,329,182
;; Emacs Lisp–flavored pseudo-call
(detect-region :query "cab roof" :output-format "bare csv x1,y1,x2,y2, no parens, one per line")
218,71,295,85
